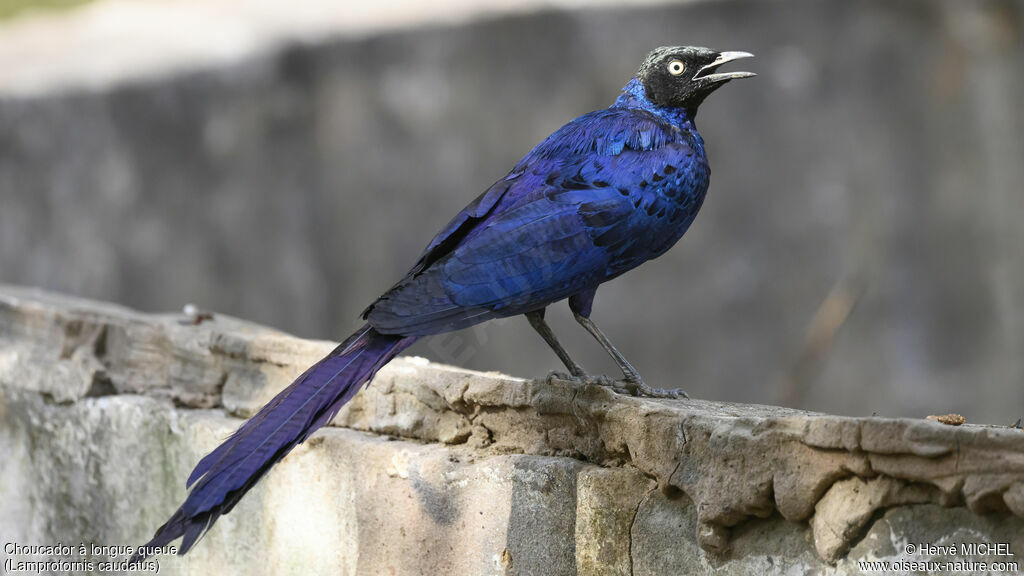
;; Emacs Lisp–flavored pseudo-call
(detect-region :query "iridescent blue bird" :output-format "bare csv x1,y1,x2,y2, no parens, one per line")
132,45,754,560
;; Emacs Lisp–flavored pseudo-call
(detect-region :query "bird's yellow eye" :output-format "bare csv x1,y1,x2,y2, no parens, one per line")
667,60,685,76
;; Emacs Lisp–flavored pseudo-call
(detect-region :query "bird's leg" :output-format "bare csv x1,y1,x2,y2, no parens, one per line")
570,312,687,398
525,309,587,379
568,291,687,399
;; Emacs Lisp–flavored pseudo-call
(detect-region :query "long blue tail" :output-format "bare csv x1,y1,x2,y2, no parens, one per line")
131,325,416,561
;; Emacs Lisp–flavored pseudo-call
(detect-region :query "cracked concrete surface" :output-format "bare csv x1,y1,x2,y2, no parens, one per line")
2,285,1023,575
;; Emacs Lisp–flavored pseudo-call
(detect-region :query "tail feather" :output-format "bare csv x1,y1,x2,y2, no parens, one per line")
130,324,415,563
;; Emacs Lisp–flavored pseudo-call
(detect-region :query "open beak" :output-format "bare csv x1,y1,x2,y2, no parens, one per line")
694,51,756,83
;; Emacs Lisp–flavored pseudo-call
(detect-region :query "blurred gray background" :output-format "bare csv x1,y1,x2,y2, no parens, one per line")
1,0,1021,423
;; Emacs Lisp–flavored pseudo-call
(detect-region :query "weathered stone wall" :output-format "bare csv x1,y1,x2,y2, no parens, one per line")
2,286,1022,575
0,0,1022,423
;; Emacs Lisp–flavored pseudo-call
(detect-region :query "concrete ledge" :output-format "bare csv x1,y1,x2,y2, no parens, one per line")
2,285,1023,574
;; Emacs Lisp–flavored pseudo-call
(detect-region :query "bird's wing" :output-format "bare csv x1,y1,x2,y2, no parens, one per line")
365,108,694,335
404,175,516,278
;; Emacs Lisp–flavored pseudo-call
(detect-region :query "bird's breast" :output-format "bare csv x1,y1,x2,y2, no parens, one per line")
631,145,710,258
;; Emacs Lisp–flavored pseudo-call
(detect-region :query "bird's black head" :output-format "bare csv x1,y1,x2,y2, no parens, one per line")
638,46,755,114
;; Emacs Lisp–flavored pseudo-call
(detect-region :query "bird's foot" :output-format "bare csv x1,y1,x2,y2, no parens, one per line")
581,374,618,388
607,375,689,399
622,380,689,399
557,372,688,399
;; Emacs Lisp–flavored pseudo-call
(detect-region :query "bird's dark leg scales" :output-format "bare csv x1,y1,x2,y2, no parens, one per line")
569,292,688,399
569,307,643,383
614,377,689,399
577,372,688,399
526,309,587,379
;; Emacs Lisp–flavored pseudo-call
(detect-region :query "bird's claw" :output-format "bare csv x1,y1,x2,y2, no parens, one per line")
545,370,688,399
610,375,692,397
569,368,688,397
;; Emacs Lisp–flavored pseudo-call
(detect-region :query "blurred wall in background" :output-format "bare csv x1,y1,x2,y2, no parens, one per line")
1,0,1021,422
